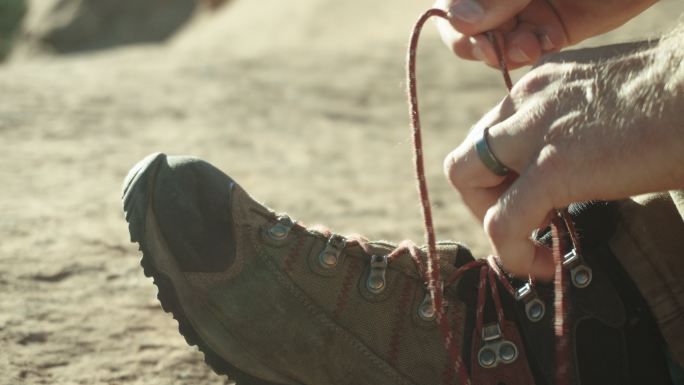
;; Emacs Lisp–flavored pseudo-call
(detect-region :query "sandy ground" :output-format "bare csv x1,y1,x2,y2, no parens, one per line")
2,1,683,384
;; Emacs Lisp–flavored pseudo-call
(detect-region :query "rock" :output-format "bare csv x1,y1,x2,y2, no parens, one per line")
20,0,200,54
0,0,27,61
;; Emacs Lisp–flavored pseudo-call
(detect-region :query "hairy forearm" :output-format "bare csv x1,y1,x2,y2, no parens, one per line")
609,25,684,190
658,24,684,94
653,29,684,187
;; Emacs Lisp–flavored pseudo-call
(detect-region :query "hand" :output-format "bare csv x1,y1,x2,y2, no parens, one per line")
443,41,684,280
434,0,658,68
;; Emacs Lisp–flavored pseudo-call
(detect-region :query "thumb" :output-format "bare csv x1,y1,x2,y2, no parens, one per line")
445,0,530,35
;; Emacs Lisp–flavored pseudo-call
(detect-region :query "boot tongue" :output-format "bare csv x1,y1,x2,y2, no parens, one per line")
438,241,475,268
426,242,477,279
535,201,617,249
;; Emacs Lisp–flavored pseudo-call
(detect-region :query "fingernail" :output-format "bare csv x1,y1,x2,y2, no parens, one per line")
509,47,530,63
540,34,554,51
472,45,485,61
449,0,485,24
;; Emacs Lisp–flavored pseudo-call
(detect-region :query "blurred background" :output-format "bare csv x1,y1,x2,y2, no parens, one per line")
1,1,683,384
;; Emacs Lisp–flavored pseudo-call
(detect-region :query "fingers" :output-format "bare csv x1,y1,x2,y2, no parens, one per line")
448,178,515,222
530,243,555,282
443,109,543,223
504,29,542,65
443,68,565,279
446,121,567,280
436,18,539,69
483,145,569,279
444,95,544,190
444,104,510,221
445,0,529,36
445,108,570,279
435,18,499,66
434,0,570,67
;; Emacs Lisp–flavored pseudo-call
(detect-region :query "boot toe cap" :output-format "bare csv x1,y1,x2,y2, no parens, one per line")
124,153,238,273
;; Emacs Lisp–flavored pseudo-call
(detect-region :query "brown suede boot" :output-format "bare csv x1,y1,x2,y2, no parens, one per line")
122,153,674,385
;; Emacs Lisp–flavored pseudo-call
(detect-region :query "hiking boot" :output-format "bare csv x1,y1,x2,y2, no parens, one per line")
122,153,674,385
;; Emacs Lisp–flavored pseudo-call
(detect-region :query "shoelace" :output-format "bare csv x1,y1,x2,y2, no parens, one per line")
344,8,580,385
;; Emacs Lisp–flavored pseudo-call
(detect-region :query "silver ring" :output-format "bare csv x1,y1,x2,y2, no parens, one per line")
475,126,509,177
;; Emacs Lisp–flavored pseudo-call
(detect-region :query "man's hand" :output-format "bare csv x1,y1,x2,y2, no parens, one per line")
434,0,657,68
444,39,684,280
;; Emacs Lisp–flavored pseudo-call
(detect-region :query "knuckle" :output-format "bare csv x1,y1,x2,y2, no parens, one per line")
533,145,572,208
500,257,529,277
443,147,468,189
483,211,506,246
535,145,564,178
513,66,554,96
450,38,473,59
485,226,529,275
484,214,532,276
483,207,514,250
513,62,579,98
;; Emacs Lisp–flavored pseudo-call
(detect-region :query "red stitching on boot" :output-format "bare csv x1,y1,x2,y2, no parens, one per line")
441,306,467,385
388,277,416,366
441,355,455,385
282,233,306,274
333,256,362,319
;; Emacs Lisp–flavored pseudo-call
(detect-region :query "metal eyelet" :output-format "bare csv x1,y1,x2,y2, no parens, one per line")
525,300,545,322
366,255,388,294
498,341,518,364
477,323,519,368
418,293,436,321
515,283,546,322
318,234,346,269
478,347,497,368
562,249,593,289
267,215,295,240
571,265,592,288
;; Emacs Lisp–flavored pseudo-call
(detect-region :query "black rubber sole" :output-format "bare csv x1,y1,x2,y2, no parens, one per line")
122,153,283,385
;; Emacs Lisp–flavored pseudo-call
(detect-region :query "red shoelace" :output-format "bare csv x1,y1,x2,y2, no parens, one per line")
391,8,577,385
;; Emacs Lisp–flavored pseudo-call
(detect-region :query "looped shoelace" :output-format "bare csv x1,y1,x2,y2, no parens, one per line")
339,8,579,385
